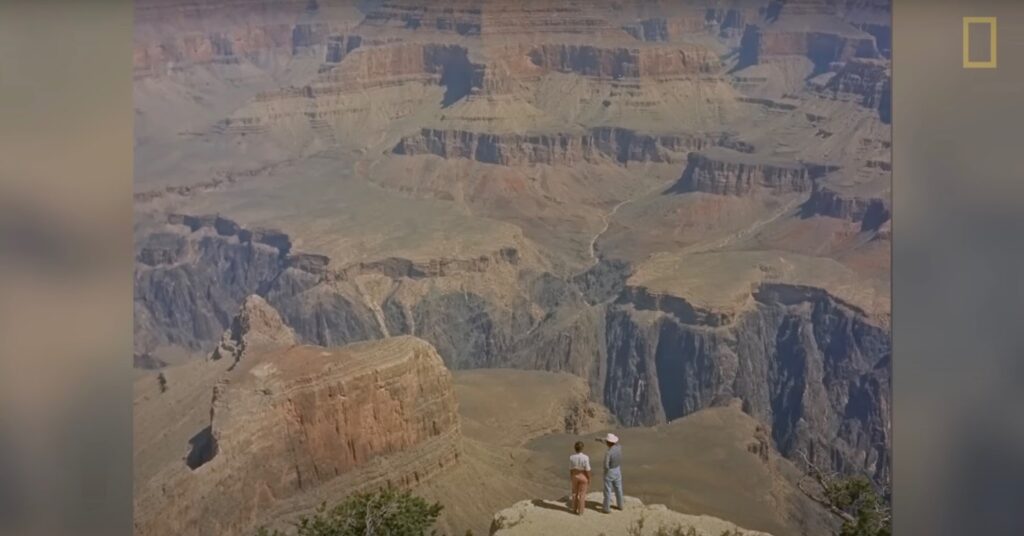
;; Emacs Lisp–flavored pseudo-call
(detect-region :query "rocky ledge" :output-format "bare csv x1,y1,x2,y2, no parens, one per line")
490,493,772,536
393,127,738,166
671,149,839,196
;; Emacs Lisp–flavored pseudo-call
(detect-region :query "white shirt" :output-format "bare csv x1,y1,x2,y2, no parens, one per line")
569,452,591,471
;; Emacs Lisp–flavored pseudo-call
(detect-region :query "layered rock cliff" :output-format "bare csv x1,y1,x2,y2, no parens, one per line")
600,283,890,482
210,294,297,364
671,149,839,196
393,127,739,166
819,57,891,122
524,42,722,78
803,184,891,230
132,0,362,77
737,0,880,74
134,214,542,370
135,333,461,536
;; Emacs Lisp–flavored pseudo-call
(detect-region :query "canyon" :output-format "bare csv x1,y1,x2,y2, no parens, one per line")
134,0,891,534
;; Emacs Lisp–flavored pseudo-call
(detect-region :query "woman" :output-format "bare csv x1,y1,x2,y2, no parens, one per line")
568,440,591,515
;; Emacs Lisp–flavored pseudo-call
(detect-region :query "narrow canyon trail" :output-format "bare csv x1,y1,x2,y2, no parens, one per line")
587,177,678,264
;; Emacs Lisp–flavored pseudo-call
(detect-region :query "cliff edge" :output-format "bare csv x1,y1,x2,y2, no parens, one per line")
490,492,772,536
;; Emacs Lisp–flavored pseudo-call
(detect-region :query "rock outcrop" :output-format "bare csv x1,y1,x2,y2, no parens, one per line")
587,251,891,483
523,42,722,78
737,1,880,73
210,294,296,364
819,57,891,122
135,335,461,536
358,1,629,39
134,215,541,369
601,283,891,482
132,0,362,77
622,14,710,42
803,184,891,230
490,493,773,536
672,149,839,196
393,127,734,166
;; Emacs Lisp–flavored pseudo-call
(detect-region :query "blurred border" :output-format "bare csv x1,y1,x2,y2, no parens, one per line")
0,1,133,535
894,0,1024,535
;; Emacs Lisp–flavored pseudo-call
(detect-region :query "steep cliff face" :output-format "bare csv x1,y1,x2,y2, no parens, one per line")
601,283,891,483
672,150,838,196
135,335,461,536
393,127,733,166
358,1,628,39
210,294,297,364
525,43,721,78
803,184,891,231
132,0,360,77
820,57,891,122
133,217,291,357
135,215,544,370
216,41,485,137
738,6,880,74
621,15,709,42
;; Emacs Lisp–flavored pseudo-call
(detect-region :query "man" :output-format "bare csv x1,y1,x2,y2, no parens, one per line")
599,433,623,513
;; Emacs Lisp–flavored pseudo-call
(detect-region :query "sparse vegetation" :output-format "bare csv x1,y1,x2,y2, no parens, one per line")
255,487,443,536
797,452,892,536
626,513,708,536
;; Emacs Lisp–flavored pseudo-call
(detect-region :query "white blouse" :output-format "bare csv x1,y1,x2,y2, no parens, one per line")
569,452,591,471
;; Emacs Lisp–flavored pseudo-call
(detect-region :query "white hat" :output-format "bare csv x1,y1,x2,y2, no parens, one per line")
605,433,619,444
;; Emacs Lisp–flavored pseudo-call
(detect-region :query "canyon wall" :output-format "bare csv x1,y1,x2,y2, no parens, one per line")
133,0,357,76
803,185,891,230
820,57,891,122
135,332,461,536
393,127,735,166
524,43,721,78
598,284,890,482
672,150,838,196
134,213,890,484
134,215,540,368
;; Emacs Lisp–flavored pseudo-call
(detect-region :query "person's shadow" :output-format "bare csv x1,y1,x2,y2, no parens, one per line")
530,498,606,514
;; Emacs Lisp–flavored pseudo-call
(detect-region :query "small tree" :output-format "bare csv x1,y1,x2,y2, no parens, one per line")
256,487,443,536
796,452,891,536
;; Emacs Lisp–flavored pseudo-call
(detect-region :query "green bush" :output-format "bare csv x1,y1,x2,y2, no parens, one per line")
256,487,443,536
823,476,891,536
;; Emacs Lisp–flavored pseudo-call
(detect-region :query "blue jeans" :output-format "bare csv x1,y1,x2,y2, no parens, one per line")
603,467,623,512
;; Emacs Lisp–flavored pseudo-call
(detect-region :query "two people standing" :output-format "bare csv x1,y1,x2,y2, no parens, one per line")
567,433,623,515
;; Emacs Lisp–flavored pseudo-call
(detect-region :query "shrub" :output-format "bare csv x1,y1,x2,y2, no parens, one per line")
256,487,443,536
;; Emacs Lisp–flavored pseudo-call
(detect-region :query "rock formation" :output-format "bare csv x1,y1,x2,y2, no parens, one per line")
393,127,733,166
491,493,773,536
735,0,882,84
210,294,296,364
819,57,892,122
134,334,461,536
672,149,839,196
803,183,891,230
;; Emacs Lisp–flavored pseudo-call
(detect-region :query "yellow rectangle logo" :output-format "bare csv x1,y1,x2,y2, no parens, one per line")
963,17,998,69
